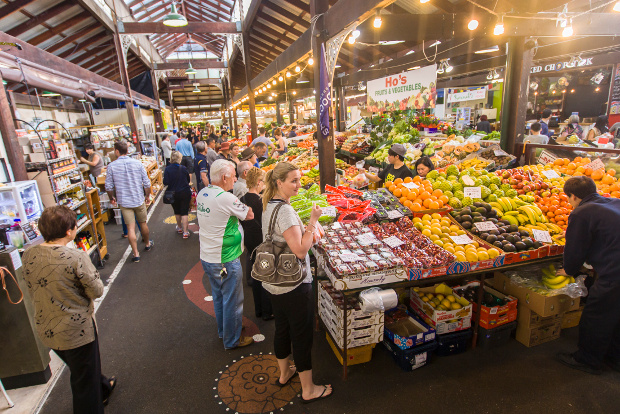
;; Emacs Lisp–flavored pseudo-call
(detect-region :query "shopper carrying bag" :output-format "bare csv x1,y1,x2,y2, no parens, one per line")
163,151,192,238
260,162,332,404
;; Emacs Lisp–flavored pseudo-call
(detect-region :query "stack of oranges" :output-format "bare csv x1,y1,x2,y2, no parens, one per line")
384,176,449,212
551,157,617,183
535,193,573,228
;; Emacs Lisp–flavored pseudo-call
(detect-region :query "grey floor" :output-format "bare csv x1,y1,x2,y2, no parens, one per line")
39,200,620,414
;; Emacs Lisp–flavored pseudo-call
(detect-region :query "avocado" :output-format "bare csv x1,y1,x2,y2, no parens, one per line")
503,243,516,252
515,241,527,251
508,225,519,233
450,210,458,217
488,218,498,224
520,230,530,237
489,229,500,236
480,232,489,239
473,217,485,223
533,241,543,249
486,235,498,243
496,235,505,242
462,221,472,229
500,220,511,226
522,238,534,248
461,215,473,222
473,202,483,208
483,203,492,211
497,227,506,234
471,212,482,217
461,207,472,215
476,207,488,215
493,241,504,248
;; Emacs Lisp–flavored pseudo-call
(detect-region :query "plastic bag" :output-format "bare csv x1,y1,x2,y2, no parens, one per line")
505,267,588,299
359,287,398,313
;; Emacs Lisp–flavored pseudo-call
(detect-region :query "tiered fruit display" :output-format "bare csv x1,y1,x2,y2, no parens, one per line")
412,212,501,262
528,158,619,196
412,287,465,311
542,264,575,289
487,195,563,237
385,176,449,212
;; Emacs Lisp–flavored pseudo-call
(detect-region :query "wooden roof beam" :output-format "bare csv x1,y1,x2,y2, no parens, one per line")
133,2,169,21
26,11,92,46
185,3,229,22
256,13,304,38
8,1,77,37
285,0,311,13
0,0,37,20
45,24,103,54
59,33,111,60
72,43,115,67
154,61,227,70
263,1,310,28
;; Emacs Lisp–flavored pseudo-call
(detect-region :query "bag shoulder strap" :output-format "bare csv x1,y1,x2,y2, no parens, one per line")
265,202,285,241
1,266,23,305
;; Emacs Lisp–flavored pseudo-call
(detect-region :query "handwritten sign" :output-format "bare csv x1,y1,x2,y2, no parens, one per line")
585,158,605,172
322,206,337,217
387,210,404,219
464,187,481,199
331,222,342,230
450,235,474,245
356,234,379,246
494,149,509,157
383,235,405,248
542,170,560,179
532,229,552,243
402,182,419,189
537,150,558,165
474,221,498,232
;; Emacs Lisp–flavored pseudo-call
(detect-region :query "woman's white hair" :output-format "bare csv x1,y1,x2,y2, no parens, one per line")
210,159,235,182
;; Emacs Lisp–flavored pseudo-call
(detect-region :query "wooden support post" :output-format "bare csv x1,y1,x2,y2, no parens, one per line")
500,37,534,154
338,86,347,131
276,99,283,125
6,91,20,129
224,78,234,134
242,30,258,139
167,85,176,130
311,0,335,191
150,70,164,132
289,98,295,124
0,73,28,181
112,32,140,152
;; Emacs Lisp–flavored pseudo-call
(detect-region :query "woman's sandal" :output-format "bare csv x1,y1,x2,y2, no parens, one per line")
183,232,190,239
275,366,297,387
301,385,333,404
103,376,117,405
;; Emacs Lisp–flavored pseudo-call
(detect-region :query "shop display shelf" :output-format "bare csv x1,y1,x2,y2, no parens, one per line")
87,245,97,255
46,155,75,164
52,167,79,178
71,200,87,210
76,219,92,233
55,183,82,196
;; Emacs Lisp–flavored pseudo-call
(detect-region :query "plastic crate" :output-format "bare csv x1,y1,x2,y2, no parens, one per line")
383,339,438,371
477,321,517,350
435,329,473,356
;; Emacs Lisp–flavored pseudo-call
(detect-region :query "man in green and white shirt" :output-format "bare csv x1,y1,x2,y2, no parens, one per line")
198,160,255,349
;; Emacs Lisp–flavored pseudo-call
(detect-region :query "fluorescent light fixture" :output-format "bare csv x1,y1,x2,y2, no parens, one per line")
407,66,421,71
494,22,504,36
379,40,405,45
406,50,415,56
468,19,479,30
420,0,430,3
163,3,188,27
292,91,297,95
42,91,61,96
429,40,441,48
335,64,341,68
475,45,500,54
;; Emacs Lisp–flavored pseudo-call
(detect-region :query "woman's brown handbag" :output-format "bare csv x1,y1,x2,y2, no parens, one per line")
1,266,23,304
251,202,307,287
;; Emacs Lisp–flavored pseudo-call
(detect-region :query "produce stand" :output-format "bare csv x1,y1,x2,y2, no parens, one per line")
515,143,620,166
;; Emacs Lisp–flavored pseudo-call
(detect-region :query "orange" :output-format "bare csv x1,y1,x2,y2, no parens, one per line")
602,175,615,185
436,199,444,208
562,158,570,165
582,158,591,164
574,156,582,163
423,198,432,208
407,192,417,201
611,191,620,198
389,184,397,193
609,168,616,177
439,195,449,204
575,166,585,173
584,167,593,176
428,200,439,210
591,169,604,180
432,189,443,198
411,202,422,211
573,171,583,176
567,162,577,170
413,176,422,183
404,176,413,183
419,191,431,200
401,188,410,198
554,159,564,166
404,200,413,209
385,181,394,189
394,178,403,185
393,188,402,198
400,197,408,205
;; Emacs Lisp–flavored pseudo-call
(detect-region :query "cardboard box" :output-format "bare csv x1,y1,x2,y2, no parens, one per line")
320,309,383,339
384,309,436,350
454,281,518,329
323,317,383,349
488,272,580,317
27,171,53,195
562,306,584,329
22,145,33,154
477,321,517,350
318,282,384,328
326,333,374,366
28,153,47,163
517,305,563,329
409,285,473,334
29,137,44,152
515,319,561,347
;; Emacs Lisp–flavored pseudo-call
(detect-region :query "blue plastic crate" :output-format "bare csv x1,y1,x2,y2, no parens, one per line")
383,339,438,371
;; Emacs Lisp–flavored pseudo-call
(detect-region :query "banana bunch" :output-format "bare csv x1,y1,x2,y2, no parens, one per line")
541,264,575,289
552,234,566,245
490,197,549,227
459,157,489,170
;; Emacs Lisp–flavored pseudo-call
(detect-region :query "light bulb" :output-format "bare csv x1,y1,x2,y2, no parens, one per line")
293,91,297,95
615,1,620,11
278,75,284,82
267,84,271,88
562,25,573,37
286,72,291,77
468,19,479,30
493,23,504,36
295,66,301,73
308,56,314,65
348,36,355,45
446,64,453,73
373,15,382,28
313,90,316,94
272,80,276,85
352,30,361,39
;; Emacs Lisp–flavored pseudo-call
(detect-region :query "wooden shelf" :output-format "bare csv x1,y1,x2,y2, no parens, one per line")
76,219,92,233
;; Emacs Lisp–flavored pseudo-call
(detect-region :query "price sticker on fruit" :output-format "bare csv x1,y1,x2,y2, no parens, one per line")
449,235,473,245
532,229,553,243
383,235,405,248
402,182,419,189
464,187,482,199
474,221,498,232
542,170,560,179
585,158,605,172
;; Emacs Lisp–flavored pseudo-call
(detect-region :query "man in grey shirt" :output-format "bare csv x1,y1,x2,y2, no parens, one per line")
206,137,219,166
233,161,252,199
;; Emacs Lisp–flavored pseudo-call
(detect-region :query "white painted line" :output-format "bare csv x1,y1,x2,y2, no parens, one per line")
34,190,164,414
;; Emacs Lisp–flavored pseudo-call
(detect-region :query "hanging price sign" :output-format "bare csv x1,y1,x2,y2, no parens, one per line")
537,150,558,165
532,229,553,243
449,235,474,245
474,221,498,232
402,182,419,189
464,187,482,199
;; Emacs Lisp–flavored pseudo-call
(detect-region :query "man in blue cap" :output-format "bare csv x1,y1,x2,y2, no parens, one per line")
170,129,179,150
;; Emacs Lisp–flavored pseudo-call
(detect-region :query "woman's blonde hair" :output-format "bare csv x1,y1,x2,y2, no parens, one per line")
273,127,282,137
262,162,299,210
246,167,265,189
170,151,182,164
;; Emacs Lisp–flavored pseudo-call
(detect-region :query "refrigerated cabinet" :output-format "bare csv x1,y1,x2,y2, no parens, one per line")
0,181,44,226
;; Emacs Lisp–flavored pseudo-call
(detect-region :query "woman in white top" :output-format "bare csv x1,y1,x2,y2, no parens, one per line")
261,162,333,404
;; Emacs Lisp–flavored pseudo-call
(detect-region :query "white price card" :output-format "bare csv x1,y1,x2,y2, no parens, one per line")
321,206,337,217
331,221,342,230
387,210,404,219
356,234,379,246
449,235,474,245
585,158,605,172
464,187,482,199
461,175,475,186
542,170,560,179
369,166,379,174
340,253,361,262
402,182,419,189
383,235,405,248
532,229,553,243
474,221,498,232
494,149,509,157
537,150,558,165
356,160,365,169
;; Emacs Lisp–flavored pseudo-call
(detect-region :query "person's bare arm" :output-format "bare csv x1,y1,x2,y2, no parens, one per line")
281,205,321,259
243,206,254,221
80,154,99,166
201,170,209,186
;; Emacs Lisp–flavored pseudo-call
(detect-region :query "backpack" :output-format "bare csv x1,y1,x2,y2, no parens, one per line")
251,203,307,287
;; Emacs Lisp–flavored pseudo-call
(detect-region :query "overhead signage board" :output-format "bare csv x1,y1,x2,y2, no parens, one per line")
530,57,594,74
447,89,487,103
367,65,437,112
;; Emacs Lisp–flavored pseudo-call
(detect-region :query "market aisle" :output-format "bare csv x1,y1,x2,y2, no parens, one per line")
39,200,620,414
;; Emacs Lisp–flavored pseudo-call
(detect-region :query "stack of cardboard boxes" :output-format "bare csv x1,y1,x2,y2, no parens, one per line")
488,272,581,347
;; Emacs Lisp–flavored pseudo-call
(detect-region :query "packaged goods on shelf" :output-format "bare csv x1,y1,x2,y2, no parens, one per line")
409,283,473,334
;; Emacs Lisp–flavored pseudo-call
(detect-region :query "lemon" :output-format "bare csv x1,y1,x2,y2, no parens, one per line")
477,247,488,253
449,232,458,237
487,248,500,259
414,222,424,231
431,219,441,225
444,245,455,254
429,234,440,241
471,241,480,248
454,245,465,253
436,294,445,301
456,230,466,236
426,293,434,300
422,296,430,302
441,299,452,308
477,251,490,261
455,253,467,262
434,240,444,247
413,287,420,292
465,244,477,252
431,213,442,220
440,226,451,234
441,219,452,227
449,225,460,232
413,217,422,223
466,250,479,262
431,227,443,236
422,229,432,237
422,214,432,221
447,295,456,303
451,302,463,310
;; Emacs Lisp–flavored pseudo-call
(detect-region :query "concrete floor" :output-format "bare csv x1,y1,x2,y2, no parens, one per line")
10,198,620,414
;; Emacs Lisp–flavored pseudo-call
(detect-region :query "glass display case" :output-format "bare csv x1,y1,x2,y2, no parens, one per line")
0,181,44,226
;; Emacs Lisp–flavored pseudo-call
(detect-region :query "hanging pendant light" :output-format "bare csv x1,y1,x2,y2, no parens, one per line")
296,72,309,84
163,3,188,27
42,91,61,97
186,62,197,75
192,85,201,93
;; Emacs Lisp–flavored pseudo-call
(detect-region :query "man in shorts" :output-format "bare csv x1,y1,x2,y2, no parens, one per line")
105,141,154,263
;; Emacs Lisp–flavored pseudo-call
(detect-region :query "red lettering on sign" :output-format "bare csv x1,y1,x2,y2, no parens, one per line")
399,75,407,85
